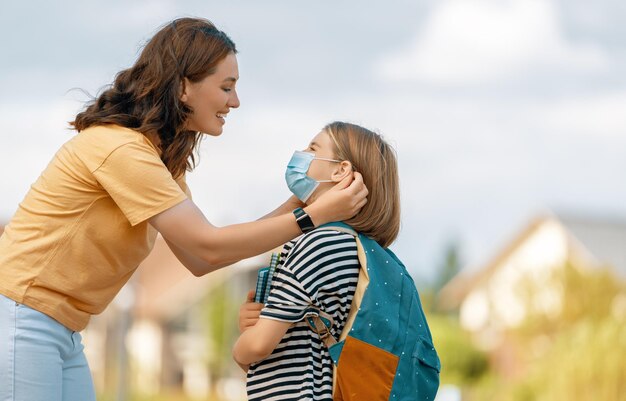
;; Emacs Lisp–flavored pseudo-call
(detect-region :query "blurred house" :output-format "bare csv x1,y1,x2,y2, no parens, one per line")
83,234,266,399
438,214,626,352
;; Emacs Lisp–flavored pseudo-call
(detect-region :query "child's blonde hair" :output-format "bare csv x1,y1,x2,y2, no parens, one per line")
324,121,400,247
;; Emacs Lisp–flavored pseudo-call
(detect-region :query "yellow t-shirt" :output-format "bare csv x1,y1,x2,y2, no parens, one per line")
0,125,189,331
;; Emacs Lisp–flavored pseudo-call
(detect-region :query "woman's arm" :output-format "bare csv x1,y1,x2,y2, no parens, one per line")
158,198,303,274
162,237,214,274
150,172,367,276
258,195,303,220
232,318,292,366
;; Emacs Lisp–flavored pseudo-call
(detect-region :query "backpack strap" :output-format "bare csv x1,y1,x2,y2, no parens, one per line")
315,224,358,237
315,225,371,340
302,225,357,349
305,225,370,347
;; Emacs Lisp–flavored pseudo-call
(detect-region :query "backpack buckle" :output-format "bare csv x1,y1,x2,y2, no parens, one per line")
307,315,337,348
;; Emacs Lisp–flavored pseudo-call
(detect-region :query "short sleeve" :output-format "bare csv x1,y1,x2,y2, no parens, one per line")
260,263,313,323
175,175,192,200
93,142,188,226
260,230,358,323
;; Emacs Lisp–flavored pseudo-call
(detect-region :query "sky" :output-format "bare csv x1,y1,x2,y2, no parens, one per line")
1,0,624,283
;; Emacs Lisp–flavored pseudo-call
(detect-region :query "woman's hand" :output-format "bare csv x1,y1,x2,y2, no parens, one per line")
305,171,368,225
239,290,263,333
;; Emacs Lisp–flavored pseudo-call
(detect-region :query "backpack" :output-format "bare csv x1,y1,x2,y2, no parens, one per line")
306,222,441,401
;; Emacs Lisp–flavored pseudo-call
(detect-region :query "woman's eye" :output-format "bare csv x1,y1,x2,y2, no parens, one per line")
222,87,232,93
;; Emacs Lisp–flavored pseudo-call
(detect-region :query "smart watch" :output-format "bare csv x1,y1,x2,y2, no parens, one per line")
293,207,315,234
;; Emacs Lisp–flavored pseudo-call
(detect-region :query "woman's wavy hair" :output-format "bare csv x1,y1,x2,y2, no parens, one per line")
324,121,401,248
71,17,237,178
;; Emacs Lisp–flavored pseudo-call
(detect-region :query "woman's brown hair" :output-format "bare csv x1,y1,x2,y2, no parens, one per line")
71,17,237,178
324,122,401,248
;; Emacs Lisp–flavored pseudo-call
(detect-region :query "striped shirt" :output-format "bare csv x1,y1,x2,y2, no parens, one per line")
246,228,360,400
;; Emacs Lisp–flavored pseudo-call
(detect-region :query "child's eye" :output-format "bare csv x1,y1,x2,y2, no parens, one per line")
222,88,231,93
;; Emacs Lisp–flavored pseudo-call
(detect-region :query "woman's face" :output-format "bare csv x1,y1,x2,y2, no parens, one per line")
181,52,240,136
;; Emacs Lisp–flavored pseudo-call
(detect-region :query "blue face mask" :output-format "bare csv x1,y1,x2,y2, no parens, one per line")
285,150,341,202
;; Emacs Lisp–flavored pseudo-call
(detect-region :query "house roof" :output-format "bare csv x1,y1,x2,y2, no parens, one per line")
558,214,626,277
437,213,626,311
437,215,553,311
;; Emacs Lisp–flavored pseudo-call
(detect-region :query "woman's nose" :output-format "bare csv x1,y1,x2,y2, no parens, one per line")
229,90,240,109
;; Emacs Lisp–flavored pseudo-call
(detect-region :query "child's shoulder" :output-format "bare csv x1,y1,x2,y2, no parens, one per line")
282,228,359,276
284,227,357,262
297,226,356,247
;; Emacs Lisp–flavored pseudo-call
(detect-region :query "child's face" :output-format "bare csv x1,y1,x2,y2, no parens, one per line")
302,130,352,204
303,131,337,182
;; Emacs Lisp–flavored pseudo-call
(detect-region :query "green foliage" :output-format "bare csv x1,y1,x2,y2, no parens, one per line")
462,319,626,401
506,263,626,401
428,314,489,385
203,282,240,379
468,263,626,401
517,263,623,337
558,263,622,325
515,318,626,401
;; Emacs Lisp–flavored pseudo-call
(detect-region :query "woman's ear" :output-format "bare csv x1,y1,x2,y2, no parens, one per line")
179,78,190,103
331,161,353,182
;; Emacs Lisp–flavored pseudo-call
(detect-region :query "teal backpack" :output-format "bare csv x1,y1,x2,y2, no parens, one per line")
306,222,441,401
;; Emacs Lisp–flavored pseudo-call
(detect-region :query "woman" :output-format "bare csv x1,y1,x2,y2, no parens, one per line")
0,18,367,401
233,121,399,400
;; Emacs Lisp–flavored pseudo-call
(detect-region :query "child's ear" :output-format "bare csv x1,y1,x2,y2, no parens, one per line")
331,161,353,182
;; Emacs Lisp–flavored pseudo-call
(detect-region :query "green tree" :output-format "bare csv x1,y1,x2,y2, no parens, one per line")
433,240,463,294
203,283,240,382
428,315,489,386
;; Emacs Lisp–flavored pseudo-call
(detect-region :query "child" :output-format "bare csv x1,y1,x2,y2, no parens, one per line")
233,121,400,400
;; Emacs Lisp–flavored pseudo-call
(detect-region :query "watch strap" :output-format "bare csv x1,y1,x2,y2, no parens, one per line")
293,207,315,234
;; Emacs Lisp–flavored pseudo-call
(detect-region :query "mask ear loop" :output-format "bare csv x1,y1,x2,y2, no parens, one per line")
311,155,342,183
313,156,342,163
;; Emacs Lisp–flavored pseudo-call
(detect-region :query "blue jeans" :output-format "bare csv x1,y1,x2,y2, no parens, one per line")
0,294,96,401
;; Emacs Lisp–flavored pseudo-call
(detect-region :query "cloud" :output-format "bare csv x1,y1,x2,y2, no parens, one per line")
543,92,626,139
377,0,611,85
0,99,79,219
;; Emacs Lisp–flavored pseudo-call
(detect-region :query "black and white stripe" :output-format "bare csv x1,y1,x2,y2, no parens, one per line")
246,229,359,400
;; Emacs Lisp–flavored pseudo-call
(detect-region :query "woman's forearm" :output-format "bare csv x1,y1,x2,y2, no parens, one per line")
151,200,328,275
198,212,303,271
199,201,333,270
